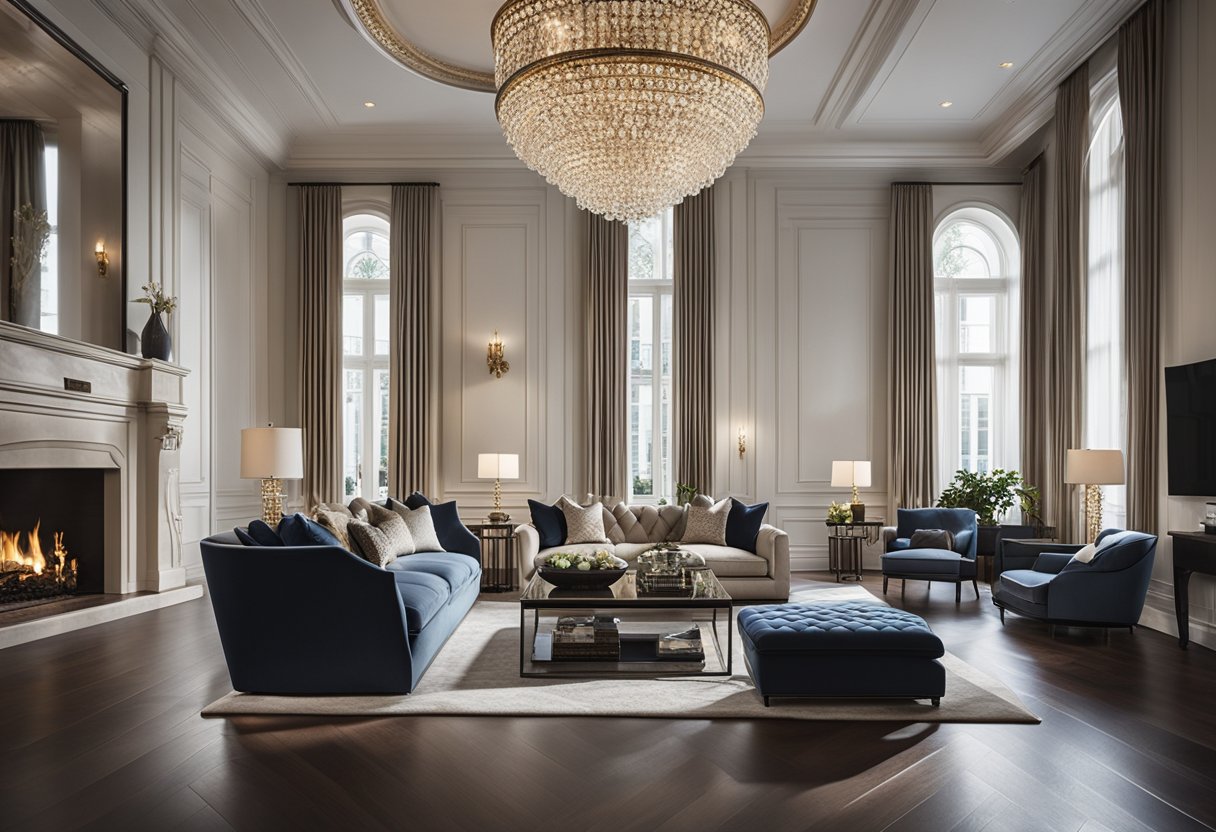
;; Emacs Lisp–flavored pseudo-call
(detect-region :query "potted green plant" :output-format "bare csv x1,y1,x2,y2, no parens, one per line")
936,469,1039,556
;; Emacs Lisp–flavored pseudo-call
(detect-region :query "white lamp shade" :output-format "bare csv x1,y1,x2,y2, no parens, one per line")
477,453,520,480
1064,449,1125,485
830,460,872,489
240,427,304,479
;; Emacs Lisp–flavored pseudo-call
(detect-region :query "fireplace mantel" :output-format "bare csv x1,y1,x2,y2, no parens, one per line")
0,321,189,594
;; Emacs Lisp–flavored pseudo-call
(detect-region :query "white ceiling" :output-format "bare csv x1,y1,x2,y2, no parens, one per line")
98,0,1144,169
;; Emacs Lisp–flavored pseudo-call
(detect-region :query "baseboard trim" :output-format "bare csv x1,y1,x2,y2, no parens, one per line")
1138,600,1216,652
0,585,205,650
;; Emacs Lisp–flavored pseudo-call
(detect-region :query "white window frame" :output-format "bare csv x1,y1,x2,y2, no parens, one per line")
341,213,390,502
627,208,674,504
933,205,1021,496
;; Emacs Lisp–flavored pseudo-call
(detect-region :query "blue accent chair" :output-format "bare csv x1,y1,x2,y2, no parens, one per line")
881,508,979,602
201,526,481,695
993,529,1157,632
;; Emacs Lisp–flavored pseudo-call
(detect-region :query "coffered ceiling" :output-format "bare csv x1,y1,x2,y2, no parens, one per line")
96,0,1144,169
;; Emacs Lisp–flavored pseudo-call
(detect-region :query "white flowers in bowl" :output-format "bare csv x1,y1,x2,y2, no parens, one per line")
543,550,619,571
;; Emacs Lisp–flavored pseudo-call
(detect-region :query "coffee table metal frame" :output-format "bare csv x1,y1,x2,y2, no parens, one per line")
518,570,733,678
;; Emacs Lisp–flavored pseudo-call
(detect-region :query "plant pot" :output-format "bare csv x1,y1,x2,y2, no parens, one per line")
140,312,172,361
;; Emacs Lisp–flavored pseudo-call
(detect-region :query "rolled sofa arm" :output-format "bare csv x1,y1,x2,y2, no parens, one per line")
882,526,897,550
515,522,541,588
756,524,790,600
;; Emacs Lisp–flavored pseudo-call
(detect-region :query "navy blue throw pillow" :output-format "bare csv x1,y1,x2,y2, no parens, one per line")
529,499,567,549
428,500,478,557
233,527,259,546
246,519,284,546
726,499,768,553
386,491,432,511
277,513,343,548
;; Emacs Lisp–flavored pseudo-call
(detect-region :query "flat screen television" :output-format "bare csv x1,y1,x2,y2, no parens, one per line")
1165,357,1216,497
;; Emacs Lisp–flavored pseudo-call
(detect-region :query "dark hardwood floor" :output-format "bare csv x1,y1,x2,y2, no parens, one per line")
2,574,1215,832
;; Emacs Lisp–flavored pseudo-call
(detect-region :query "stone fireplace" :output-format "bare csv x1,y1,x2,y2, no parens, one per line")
0,322,201,645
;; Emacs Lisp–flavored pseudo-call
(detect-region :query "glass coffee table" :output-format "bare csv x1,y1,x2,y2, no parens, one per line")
519,568,733,678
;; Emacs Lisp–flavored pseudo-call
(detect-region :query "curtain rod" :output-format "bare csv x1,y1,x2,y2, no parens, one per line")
287,181,440,187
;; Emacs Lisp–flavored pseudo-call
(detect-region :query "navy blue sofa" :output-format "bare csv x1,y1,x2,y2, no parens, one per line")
201,519,481,695
993,529,1157,631
881,508,979,602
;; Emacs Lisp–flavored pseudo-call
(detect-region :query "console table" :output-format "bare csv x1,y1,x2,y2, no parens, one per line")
1169,531,1216,649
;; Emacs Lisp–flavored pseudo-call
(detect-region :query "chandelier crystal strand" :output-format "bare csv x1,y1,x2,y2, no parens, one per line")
492,0,769,222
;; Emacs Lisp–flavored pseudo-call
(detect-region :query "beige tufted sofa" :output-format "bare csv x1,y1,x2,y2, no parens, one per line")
515,502,790,601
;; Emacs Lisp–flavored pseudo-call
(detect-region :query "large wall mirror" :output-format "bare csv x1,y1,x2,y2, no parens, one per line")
1,0,126,351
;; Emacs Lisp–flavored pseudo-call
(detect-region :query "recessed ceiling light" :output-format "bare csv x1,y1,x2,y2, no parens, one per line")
939,100,953,108
363,101,376,108
999,61,1014,69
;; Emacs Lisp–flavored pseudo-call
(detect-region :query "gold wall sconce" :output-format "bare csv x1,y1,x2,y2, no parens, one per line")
95,242,109,277
487,330,509,378
738,426,747,458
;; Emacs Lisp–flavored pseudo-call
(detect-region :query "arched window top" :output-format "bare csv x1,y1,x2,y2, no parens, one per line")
933,206,1018,281
343,213,389,281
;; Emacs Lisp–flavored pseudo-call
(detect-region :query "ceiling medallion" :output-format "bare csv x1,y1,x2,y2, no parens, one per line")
342,0,818,221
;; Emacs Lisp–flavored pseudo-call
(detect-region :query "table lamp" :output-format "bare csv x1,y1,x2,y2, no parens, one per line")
831,460,872,522
478,452,519,523
241,425,304,525
1065,449,1124,543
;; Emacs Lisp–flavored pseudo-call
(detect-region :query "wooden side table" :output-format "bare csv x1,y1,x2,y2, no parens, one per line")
470,522,517,592
825,521,885,582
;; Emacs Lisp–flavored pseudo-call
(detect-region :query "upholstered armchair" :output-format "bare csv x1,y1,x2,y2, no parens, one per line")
880,508,980,602
992,529,1157,631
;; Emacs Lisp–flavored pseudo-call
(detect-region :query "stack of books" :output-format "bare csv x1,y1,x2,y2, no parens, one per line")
657,626,705,661
552,615,621,660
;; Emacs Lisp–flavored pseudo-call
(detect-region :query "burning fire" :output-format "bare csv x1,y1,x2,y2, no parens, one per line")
0,520,76,586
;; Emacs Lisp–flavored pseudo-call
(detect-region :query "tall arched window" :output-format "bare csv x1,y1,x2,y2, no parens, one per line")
342,212,390,501
1084,73,1127,530
934,206,1020,493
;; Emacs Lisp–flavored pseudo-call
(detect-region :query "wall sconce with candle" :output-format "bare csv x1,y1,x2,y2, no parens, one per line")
94,242,109,277
487,330,509,378
738,426,747,458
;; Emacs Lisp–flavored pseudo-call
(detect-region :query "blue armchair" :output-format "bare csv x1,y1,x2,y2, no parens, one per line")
993,529,1157,631
881,508,980,602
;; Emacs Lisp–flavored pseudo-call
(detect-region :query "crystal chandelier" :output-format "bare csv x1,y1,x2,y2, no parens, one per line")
492,0,769,222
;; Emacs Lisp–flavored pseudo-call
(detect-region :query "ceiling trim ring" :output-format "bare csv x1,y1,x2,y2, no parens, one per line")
339,0,817,93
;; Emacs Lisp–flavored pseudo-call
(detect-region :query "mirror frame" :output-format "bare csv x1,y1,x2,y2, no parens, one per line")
6,0,129,348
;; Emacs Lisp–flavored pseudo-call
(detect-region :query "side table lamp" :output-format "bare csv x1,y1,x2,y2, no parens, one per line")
1065,449,1125,543
478,452,519,523
241,424,304,525
831,460,872,523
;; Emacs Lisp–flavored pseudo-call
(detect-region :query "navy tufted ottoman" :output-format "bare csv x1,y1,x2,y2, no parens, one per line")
737,601,946,706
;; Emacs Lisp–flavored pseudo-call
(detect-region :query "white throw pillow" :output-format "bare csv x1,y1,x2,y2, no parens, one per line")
388,501,445,553
559,496,609,544
681,497,731,545
1072,542,1098,563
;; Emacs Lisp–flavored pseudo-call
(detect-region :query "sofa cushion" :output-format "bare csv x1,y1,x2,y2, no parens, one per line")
349,504,415,567
613,542,653,563
888,537,911,551
559,497,609,544
313,506,356,550
392,571,451,632
608,503,687,544
680,544,769,578
681,497,731,545
910,528,955,551
246,519,283,546
881,548,967,576
387,552,479,592
388,502,445,553
233,527,259,546
726,499,768,553
738,601,945,657
998,569,1054,605
528,499,568,549
277,513,343,548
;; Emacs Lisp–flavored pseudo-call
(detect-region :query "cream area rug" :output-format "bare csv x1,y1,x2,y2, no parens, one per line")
203,582,1039,723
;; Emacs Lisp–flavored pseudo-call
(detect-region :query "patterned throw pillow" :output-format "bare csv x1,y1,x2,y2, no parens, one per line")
559,496,609,544
313,505,354,550
347,503,415,567
387,502,445,553
681,497,731,545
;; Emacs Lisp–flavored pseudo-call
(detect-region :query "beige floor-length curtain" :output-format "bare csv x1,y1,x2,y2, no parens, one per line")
673,186,715,495
0,120,47,328
389,184,438,498
1119,0,1164,533
585,212,629,502
1046,66,1089,542
298,185,343,509
1018,155,1048,521
887,183,937,509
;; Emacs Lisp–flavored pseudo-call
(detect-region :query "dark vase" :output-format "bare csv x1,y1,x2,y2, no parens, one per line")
140,311,172,361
